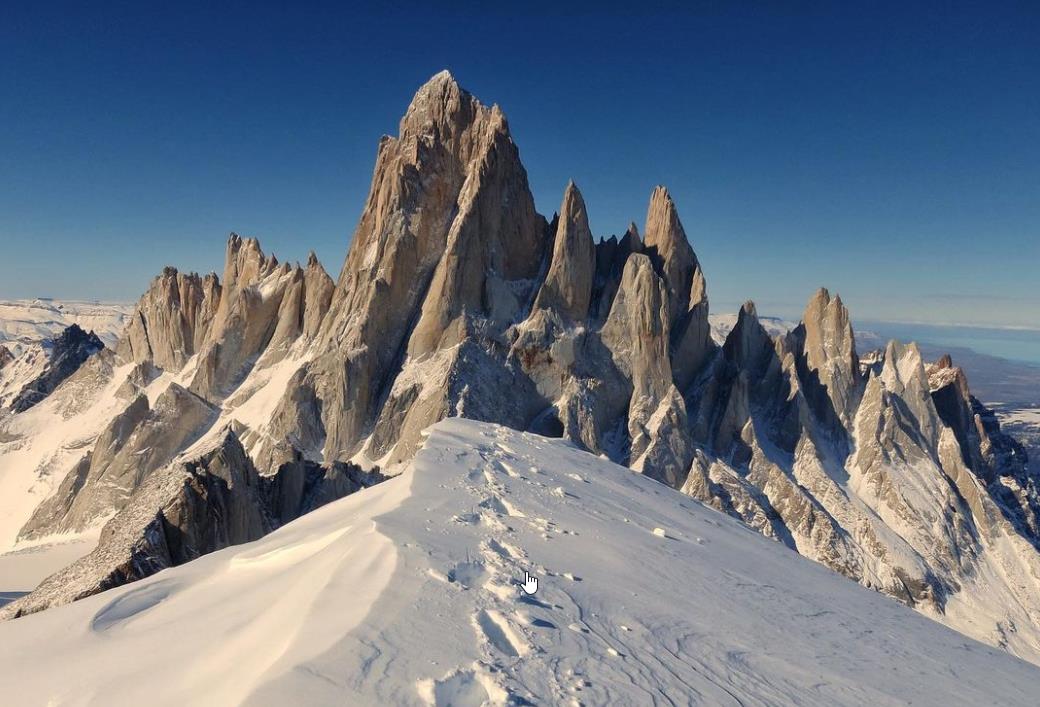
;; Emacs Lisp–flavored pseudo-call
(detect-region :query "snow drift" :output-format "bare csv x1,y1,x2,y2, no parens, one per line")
0,419,1036,706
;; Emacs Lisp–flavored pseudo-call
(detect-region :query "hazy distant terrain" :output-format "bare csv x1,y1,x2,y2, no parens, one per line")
0,300,131,353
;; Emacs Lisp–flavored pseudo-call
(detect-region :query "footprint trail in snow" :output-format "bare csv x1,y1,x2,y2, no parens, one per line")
3,419,1039,707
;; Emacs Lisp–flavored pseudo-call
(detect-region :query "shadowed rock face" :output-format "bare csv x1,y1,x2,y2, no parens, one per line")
591,222,643,323
20,384,218,540
927,355,1039,545
1,429,385,620
643,186,696,324
9,324,104,412
1,430,270,620
9,71,1040,664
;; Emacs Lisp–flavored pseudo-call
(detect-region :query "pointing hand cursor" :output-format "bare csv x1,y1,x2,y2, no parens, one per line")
520,571,538,595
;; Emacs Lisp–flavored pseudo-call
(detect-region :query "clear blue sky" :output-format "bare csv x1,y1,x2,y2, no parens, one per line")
1,1,1037,329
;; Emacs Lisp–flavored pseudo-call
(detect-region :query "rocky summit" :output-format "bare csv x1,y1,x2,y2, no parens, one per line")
1,72,1038,667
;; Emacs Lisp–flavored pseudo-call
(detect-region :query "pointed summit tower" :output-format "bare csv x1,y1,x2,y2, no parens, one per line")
308,70,548,459
643,186,697,323
533,181,596,321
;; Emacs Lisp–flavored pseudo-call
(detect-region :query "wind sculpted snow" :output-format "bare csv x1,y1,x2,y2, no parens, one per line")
0,419,1037,706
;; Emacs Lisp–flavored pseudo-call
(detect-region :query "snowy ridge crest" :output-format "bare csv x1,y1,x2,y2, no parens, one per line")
2,419,1039,705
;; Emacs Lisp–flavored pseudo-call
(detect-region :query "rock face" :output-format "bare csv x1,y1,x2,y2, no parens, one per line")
117,267,220,372
601,254,675,462
1,430,270,619
1,428,384,620
643,186,696,324
9,324,104,412
533,181,596,322
789,288,862,435
0,345,12,370
116,235,335,402
20,384,217,539
641,187,714,390
7,71,1040,666
302,69,549,469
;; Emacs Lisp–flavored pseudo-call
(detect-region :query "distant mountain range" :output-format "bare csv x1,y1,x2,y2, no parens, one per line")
0,299,131,355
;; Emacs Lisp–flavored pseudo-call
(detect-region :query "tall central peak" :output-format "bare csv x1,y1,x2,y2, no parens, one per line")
397,70,486,145
333,70,525,297
790,287,863,435
311,70,548,457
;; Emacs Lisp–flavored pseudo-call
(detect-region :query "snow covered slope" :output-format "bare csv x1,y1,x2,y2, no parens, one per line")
1,418,1036,706
0,354,140,550
0,299,131,353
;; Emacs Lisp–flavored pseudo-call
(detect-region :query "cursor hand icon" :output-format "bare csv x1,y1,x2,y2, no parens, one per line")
519,571,538,595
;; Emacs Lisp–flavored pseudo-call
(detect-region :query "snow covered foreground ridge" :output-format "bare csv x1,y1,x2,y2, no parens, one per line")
1,69,1038,670
2,419,1038,707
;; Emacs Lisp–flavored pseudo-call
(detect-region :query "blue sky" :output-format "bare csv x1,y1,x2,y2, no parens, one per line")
1,1,1037,330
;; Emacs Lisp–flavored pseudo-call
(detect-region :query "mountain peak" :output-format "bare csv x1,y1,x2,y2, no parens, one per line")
224,233,277,291
621,222,643,252
8,72,1040,681
412,69,461,100
798,286,861,432
721,300,777,373
399,69,484,139
644,186,699,324
651,184,672,201
809,286,832,306
532,180,595,321
9,324,105,413
426,68,457,87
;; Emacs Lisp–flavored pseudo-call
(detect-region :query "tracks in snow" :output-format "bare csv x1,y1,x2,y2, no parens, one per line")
419,425,603,705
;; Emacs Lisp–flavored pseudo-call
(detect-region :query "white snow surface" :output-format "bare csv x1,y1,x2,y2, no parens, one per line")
1,418,1038,706
0,533,98,597
0,299,132,353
